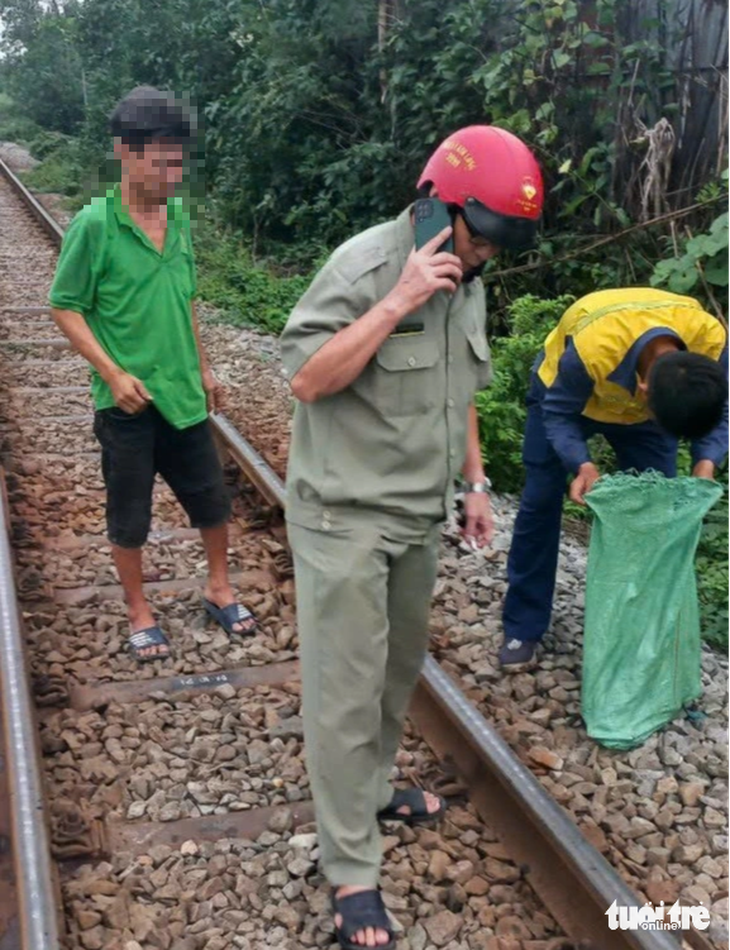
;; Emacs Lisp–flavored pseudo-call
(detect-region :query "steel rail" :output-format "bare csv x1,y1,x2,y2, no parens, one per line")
0,159,64,950
0,472,61,950
0,158,65,246
0,158,687,950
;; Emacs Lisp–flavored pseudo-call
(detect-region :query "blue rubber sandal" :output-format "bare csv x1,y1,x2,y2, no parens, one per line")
202,598,258,636
331,889,396,950
377,787,446,826
127,626,171,663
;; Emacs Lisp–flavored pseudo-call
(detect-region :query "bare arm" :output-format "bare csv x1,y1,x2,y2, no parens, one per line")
51,307,152,413
291,226,462,403
462,403,486,482
52,307,119,381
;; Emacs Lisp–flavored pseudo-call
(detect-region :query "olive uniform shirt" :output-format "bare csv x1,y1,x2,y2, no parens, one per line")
280,206,493,533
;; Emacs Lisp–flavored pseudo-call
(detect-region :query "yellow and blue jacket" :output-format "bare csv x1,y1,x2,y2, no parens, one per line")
535,288,728,472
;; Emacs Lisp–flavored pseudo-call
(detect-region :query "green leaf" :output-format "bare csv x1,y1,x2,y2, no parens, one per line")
583,30,609,48
686,234,724,258
586,62,612,75
558,158,572,174
667,263,699,293
535,101,555,121
579,146,600,176
709,212,729,238
704,253,729,287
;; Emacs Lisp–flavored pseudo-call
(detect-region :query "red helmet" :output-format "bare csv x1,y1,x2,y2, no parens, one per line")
417,126,544,250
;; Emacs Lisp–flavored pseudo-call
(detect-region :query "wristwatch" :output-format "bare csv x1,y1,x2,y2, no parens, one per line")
463,478,492,494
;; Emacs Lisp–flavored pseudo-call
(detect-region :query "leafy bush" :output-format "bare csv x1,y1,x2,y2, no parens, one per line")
695,475,728,649
194,222,314,334
22,132,82,196
0,92,41,144
651,207,729,300
476,294,574,492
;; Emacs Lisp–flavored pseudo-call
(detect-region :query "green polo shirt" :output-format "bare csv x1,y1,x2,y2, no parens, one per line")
49,186,206,429
280,206,493,532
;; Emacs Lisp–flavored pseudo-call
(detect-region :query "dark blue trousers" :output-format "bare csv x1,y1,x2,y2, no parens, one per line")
502,377,678,643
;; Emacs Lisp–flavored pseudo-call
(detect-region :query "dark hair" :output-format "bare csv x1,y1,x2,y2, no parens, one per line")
110,86,195,151
648,351,727,440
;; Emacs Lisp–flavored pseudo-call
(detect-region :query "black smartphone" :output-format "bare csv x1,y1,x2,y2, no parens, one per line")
414,197,454,253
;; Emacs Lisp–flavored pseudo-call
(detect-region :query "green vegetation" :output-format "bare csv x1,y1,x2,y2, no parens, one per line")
0,0,725,646
194,221,317,335
696,494,729,649
651,202,729,303
476,294,574,490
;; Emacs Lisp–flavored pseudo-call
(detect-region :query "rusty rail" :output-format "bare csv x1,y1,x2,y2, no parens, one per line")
0,157,685,950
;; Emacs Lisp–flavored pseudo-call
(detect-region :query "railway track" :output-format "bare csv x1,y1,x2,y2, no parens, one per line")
0,156,709,950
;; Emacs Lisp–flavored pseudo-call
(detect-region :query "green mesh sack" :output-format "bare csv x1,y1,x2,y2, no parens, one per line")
582,472,723,750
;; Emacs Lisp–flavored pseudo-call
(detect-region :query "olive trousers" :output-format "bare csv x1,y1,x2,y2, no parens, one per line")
288,515,441,886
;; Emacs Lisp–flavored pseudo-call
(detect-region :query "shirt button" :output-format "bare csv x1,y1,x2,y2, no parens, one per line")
449,450,456,459
448,355,454,364
447,398,455,409
321,520,331,531
407,356,416,367
322,510,331,519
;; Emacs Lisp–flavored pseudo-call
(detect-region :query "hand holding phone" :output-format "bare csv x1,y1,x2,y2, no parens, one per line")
414,197,455,253
386,201,462,315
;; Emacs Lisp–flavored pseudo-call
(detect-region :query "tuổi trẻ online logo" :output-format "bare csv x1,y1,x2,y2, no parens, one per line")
606,900,710,932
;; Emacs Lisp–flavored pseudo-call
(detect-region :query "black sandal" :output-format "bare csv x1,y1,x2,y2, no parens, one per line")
202,598,258,636
331,889,396,950
377,787,446,826
126,626,171,663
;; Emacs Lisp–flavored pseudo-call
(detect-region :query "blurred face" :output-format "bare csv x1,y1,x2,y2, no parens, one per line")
116,138,185,203
452,213,499,276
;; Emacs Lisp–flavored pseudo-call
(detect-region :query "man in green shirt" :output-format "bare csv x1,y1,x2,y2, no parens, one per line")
49,86,257,661
281,126,544,949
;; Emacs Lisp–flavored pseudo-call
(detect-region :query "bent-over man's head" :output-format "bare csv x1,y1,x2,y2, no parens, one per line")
647,351,727,440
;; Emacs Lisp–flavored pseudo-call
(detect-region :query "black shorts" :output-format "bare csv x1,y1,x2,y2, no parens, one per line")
93,406,231,548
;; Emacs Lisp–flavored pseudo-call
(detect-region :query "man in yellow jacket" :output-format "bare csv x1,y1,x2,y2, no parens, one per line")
500,287,728,671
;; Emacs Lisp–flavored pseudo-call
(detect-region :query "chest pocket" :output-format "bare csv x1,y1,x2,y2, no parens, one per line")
358,336,440,417
463,320,492,390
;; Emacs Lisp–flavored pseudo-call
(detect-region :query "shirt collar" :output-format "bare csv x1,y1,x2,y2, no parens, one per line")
109,183,181,252
607,327,685,394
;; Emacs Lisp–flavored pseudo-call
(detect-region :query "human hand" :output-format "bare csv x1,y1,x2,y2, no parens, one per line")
461,490,494,548
389,227,463,312
202,368,224,414
108,371,153,414
692,460,715,480
569,462,601,506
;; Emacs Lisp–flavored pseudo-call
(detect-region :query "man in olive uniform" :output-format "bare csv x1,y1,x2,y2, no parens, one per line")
280,127,544,949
